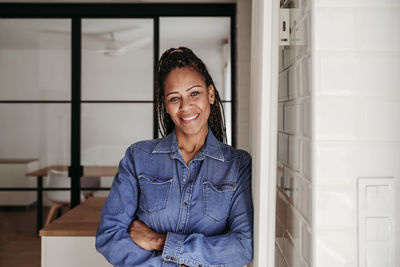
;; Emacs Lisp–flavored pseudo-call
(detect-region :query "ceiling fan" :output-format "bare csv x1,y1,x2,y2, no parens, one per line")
90,31,151,56
40,25,151,56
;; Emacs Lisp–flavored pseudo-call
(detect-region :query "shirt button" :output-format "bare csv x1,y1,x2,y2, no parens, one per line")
184,201,188,206
179,229,183,233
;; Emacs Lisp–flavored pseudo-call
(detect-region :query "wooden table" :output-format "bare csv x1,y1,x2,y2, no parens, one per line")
40,197,112,267
0,158,38,164
26,165,117,233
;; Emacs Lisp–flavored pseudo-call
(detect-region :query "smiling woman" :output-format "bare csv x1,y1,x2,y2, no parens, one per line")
163,67,214,136
95,47,253,267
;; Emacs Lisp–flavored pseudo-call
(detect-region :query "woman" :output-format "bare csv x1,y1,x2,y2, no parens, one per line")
96,47,253,267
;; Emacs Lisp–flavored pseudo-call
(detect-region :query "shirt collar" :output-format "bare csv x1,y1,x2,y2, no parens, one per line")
152,128,224,162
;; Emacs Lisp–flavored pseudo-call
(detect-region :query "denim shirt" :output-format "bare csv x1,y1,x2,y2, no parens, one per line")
96,129,253,267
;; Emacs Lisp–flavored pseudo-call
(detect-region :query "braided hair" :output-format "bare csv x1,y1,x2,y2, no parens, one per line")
156,47,227,143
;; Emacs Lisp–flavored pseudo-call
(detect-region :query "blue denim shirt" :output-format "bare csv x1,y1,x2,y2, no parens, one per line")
96,129,253,267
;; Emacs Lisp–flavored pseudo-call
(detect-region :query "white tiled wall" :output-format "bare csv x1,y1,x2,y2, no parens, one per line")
313,1,400,267
276,0,312,267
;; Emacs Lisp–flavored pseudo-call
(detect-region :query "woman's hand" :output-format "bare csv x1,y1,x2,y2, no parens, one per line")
129,219,166,251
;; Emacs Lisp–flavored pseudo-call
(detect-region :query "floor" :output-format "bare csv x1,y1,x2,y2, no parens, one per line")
0,206,52,267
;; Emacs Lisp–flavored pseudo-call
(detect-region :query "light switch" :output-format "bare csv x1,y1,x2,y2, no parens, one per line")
358,177,395,267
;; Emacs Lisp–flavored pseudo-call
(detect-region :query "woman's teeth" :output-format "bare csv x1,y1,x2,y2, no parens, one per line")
181,114,199,121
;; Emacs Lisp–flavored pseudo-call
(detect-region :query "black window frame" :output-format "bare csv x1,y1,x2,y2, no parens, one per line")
0,3,236,210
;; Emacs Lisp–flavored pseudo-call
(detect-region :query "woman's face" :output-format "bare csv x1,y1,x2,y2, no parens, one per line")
163,67,215,139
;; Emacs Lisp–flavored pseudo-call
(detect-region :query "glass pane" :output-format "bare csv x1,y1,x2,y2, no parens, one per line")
0,19,71,100
0,104,70,204
81,104,153,166
82,19,154,101
160,17,231,101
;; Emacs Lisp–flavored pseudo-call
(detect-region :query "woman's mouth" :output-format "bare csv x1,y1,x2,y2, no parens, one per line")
180,113,199,122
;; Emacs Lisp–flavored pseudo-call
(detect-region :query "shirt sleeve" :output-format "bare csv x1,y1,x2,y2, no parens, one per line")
161,152,253,267
95,146,162,266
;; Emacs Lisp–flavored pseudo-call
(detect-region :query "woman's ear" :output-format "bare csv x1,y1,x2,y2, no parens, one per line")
208,84,215,104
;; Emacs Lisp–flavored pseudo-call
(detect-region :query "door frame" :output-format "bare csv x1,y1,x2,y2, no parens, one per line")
249,0,280,266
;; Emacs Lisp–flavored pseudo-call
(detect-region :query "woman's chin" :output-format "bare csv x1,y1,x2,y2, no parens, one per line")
175,125,208,138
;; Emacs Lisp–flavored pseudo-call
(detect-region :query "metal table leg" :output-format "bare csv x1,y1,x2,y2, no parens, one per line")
36,175,43,234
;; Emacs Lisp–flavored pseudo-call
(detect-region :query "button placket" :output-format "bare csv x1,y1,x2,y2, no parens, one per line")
176,165,192,235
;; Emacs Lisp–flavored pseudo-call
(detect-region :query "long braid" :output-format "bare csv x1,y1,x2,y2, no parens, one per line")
156,47,227,143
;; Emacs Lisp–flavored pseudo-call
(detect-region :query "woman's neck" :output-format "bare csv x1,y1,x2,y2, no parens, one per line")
176,128,208,165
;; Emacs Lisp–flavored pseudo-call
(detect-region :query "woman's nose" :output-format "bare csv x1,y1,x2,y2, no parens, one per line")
179,97,191,110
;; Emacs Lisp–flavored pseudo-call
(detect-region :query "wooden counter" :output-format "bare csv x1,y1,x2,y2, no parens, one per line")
40,197,112,267
40,197,106,236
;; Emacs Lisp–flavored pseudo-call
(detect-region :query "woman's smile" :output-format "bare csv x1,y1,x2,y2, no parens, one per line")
180,113,199,122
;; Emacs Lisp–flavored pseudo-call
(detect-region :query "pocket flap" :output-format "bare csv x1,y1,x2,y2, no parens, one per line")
139,174,173,185
203,181,237,192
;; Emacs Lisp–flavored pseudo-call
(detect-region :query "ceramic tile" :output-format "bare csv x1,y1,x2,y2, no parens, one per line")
287,205,302,249
316,142,400,182
361,99,400,141
288,135,301,171
283,46,297,69
316,187,357,228
279,103,285,132
279,70,289,102
300,99,311,138
315,7,356,51
300,56,311,97
284,102,300,135
316,230,357,267
284,167,296,200
316,96,361,140
358,8,400,52
300,139,312,181
278,132,289,164
288,64,300,100
277,191,288,228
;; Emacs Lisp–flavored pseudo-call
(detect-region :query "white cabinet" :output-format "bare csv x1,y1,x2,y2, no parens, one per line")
41,237,111,267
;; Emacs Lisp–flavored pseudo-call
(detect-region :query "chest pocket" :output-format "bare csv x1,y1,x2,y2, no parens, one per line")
202,180,236,222
138,174,173,213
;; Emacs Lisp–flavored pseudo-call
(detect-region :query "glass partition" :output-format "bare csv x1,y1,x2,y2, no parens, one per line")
0,19,71,207
81,19,154,196
0,19,71,100
82,19,154,101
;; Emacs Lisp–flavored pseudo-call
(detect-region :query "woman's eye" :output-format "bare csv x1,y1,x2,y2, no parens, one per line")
190,91,200,97
169,97,179,102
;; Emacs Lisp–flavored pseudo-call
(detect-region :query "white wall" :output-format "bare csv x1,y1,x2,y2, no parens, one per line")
313,1,400,267
236,0,252,150
276,1,312,267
